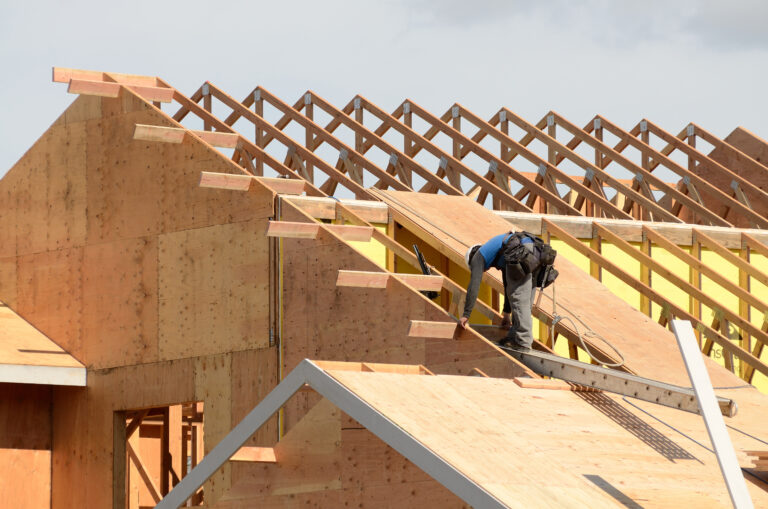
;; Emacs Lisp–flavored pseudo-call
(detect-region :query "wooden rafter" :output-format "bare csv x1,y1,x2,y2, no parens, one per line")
541,112,733,227
403,100,581,215
483,108,683,223
450,105,636,221
289,91,463,197
642,121,768,210
593,115,768,228
219,86,411,193
346,96,532,212
196,84,378,200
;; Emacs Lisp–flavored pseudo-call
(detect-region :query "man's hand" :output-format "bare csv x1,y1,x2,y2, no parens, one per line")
500,312,511,329
459,316,469,329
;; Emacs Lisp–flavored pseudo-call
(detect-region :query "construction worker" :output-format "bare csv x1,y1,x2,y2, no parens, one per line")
459,232,556,350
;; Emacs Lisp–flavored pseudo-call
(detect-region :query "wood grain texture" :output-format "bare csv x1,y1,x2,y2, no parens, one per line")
216,398,468,509
158,219,269,361
0,303,83,368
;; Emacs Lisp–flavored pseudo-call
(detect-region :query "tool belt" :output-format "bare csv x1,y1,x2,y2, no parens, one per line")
502,232,558,287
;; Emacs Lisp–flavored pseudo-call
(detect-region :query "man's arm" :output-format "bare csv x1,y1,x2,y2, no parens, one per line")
461,252,486,326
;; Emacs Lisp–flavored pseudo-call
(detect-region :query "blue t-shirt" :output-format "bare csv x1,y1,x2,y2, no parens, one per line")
476,232,532,271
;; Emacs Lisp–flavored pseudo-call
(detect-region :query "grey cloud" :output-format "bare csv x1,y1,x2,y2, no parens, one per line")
685,0,768,50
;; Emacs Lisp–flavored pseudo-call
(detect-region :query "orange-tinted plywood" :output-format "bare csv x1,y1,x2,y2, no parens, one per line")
158,219,270,361
325,369,768,507
82,236,158,368
217,398,468,509
0,384,52,509
0,303,83,371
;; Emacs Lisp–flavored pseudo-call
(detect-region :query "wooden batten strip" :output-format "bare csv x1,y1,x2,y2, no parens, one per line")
336,270,443,291
134,124,240,148
53,67,104,83
397,273,444,291
230,446,277,463
336,270,389,289
408,320,459,339
266,221,320,239
67,79,174,103
256,177,306,195
266,221,372,241
134,124,186,144
324,224,374,242
200,172,253,191
68,79,120,98
193,130,239,148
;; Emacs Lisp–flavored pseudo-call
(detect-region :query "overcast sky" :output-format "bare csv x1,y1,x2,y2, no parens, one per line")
1,0,767,178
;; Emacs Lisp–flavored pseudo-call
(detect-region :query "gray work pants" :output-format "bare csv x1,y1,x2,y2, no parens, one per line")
504,267,538,349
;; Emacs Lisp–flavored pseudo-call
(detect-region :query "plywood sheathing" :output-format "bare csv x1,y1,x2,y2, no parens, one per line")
378,190,748,387
0,303,83,370
0,88,286,508
0,384,52,509
325,369,768,507
1,89,276,370
158,219,269,361
683,126,768,227
717,127,768,173
706,128,768,221
215,398,468,509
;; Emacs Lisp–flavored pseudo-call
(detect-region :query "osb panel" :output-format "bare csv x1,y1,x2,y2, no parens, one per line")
0,257,16,308
82,236,158,369
16,246,83,360
195,353,233,506
0,450,51,509
158,220,269,361
85,94,273,244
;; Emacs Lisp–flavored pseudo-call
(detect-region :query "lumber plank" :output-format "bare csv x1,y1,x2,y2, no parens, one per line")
352,96,533,212
230,446,277,463
256,177,307,195
266,221,320,239
134,124,186,144
199,171,253,191
408,320,459,339
68,78,120,98
324,224,374,242
336,270,390,288
68,79,174,103
336,270,443,291
134,124,240,148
